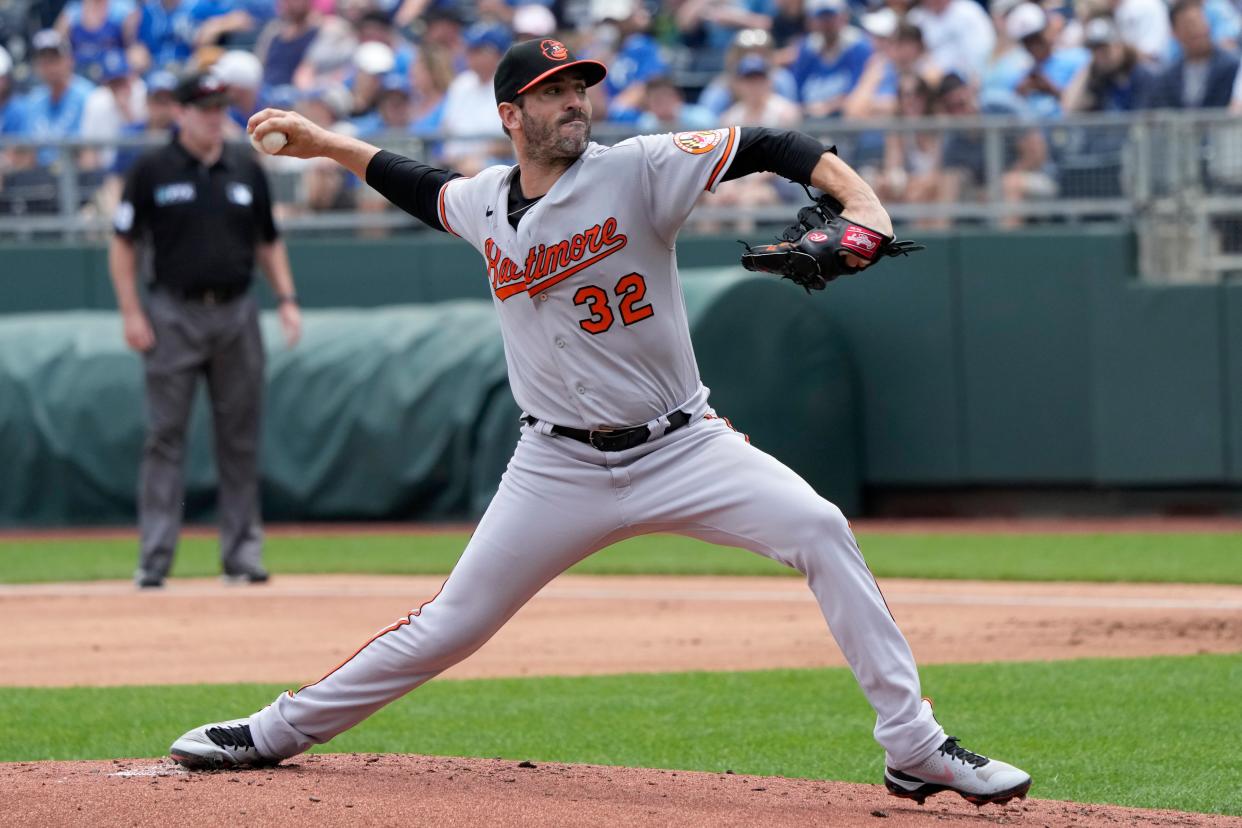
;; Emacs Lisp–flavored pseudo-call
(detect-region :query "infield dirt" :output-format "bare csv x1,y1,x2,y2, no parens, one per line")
5,754,1242,828
1,574,1239,685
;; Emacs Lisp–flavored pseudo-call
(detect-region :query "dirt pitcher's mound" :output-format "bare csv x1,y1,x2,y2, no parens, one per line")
3,755,1238,827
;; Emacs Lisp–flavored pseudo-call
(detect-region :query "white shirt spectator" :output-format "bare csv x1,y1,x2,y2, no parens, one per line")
81,78,147,167
439,70,504,163
908,0,997,81
1114,0,1173,62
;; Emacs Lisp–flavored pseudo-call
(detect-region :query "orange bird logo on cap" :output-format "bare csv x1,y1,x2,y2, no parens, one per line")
541,39,569,60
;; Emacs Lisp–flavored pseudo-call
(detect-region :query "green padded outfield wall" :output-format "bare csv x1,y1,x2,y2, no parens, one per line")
1228,283,1242,482
1,227,1239,527
0,272,860,526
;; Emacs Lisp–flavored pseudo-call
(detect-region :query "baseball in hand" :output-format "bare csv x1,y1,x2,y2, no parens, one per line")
250,130,288,155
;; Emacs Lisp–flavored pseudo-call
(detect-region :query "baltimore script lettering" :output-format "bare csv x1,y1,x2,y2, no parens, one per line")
485,217,628,301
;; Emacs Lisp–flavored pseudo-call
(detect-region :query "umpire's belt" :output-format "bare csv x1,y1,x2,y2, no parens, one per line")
522,410,691,452
153,282,250,305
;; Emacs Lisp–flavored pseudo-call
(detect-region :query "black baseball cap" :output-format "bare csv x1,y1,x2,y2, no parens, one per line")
174,71,229,106
494,38,607,105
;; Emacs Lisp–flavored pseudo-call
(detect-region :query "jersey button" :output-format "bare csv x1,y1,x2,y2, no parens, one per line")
555,338,565,349
539,294,548,302
576,385,586,395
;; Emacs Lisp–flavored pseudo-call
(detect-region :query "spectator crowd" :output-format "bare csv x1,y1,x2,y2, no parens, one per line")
1,0,1241,224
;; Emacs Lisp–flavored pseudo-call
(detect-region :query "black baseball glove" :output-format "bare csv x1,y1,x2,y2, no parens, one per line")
739,192,925,292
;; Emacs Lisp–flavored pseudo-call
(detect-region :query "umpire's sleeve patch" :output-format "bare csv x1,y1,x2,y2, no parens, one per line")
113,201,135,234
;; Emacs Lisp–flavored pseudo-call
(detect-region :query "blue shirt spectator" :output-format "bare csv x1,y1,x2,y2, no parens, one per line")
14,30,97,164
254,0,321,89
411,98,446,135
262,28,319,87
983,47,1032,96
874,63,898,98
1063,18,1150,114
791,0,873,117
352,73,412,138
17,77,96,141
1018,48,1090,117
1057,18,1151,167
350,110,385,137
1002,3,1089,118
60,0,136,83
187,0,235,23
1,95,21,134
605,33,669,99
586,1,670,115
0,45,20,134
137,0,198,69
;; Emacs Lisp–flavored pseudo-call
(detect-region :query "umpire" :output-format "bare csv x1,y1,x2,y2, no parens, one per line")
108,71,301,589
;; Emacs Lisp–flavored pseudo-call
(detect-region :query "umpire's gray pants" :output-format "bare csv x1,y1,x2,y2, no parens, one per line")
138,289,265,578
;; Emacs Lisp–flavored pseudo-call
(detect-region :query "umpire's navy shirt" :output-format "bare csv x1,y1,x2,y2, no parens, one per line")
114,135,279,291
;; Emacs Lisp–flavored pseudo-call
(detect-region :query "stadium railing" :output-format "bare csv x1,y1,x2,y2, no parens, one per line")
2,110,1240,282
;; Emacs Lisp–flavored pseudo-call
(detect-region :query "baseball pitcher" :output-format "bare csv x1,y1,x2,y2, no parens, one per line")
168,38,1031,808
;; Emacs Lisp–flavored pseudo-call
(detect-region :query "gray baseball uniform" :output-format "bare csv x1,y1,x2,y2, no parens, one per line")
248,128,946,769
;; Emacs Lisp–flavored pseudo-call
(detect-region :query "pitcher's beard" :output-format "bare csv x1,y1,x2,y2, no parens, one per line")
523,111,591,168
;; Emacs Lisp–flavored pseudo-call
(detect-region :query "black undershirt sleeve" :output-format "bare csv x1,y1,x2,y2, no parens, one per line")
364,149,462,232
720,127,836,185
363,133,828,231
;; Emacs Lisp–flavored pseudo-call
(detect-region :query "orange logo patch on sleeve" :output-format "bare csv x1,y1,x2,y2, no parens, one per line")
672,130,724,155
541,40,569,60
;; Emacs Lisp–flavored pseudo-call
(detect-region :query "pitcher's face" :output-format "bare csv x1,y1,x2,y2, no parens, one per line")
514,72,593,163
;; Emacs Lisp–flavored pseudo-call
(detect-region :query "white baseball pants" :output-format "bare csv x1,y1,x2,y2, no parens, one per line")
250,414,946,768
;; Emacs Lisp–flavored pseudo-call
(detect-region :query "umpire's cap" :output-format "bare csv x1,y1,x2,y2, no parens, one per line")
494,38,607,105
174,71,229,107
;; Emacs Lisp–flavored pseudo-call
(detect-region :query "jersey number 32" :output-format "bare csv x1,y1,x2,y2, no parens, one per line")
573,273,654,335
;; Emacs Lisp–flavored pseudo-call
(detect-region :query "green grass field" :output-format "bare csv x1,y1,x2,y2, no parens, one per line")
4,529,1239,816
3,530,1242,584
2,655,1239,815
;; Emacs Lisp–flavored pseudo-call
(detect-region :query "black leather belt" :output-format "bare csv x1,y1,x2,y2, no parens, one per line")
523,410,692,452
154,283,249,305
